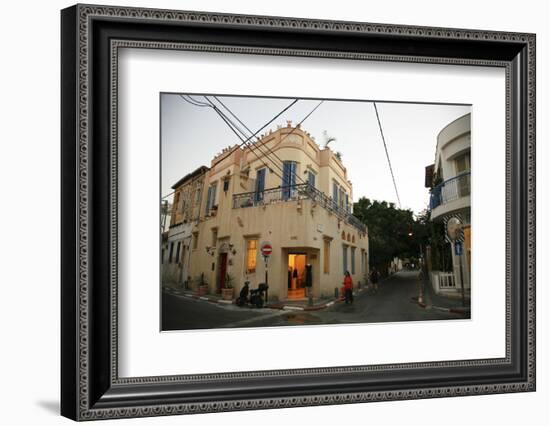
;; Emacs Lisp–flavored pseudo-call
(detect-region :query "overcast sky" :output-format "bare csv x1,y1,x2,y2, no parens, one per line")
161,94,470,215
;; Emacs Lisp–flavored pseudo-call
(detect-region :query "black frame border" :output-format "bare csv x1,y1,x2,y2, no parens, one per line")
61,4,536,421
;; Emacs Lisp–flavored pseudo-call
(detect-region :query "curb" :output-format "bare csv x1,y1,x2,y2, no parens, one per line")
167,288,353,312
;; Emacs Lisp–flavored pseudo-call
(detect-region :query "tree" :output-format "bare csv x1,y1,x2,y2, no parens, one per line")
353,198,429,275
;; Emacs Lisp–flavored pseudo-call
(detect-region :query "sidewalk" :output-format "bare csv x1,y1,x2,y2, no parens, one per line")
421,277,471,316
163,285,366,311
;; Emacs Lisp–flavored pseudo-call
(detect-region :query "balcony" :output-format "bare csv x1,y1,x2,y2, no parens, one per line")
429,172,471,211
232,183,367,233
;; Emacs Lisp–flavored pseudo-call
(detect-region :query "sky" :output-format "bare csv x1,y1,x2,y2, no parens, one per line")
161,94,470,215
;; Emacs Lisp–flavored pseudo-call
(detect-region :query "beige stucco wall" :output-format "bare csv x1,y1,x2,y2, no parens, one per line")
188,198,368,300
174,124,368,300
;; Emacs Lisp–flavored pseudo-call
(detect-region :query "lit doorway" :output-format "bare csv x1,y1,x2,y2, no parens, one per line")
287,253,307,299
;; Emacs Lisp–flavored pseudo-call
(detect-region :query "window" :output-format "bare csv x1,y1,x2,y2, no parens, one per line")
333,182,338,205
282,161,297,199
245,239,258,273
455,153,470,174
206,183,217,211
175,242,181,263
345,193,350,213
192,232,199,250
351,247,356,274
455,153,471,197
255,168,266,202
361,249,365,274
342,245,348,274
339,188,345,209
323,239,331,274
223,179,230,192
307,170,316,188
169,242,174,263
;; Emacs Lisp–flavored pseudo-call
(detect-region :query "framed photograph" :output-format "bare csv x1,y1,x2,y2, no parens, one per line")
61,4,536,421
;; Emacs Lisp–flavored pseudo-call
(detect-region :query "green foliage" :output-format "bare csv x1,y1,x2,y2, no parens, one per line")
353,197,454,274
353,198,429,273
194,273,208,287
429,221,453,272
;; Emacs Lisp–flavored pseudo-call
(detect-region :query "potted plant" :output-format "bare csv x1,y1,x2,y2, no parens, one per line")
196,273,209,296
221,273,235,300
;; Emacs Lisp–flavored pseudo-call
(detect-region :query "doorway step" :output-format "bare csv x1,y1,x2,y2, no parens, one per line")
287,288,306,299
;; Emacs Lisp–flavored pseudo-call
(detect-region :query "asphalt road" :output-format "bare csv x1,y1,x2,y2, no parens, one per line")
162,271,464,331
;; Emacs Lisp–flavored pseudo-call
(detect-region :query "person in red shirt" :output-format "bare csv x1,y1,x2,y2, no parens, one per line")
343,271,353,304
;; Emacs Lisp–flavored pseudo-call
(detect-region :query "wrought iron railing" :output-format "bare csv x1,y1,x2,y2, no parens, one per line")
429,172,471,210
232,183,367,233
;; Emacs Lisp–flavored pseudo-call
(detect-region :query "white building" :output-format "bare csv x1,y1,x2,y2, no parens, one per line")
426,113,471,297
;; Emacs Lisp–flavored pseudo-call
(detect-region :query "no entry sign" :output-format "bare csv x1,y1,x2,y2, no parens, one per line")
260,242,273,257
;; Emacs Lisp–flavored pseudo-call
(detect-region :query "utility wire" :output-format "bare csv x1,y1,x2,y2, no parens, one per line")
179,94,209,108
211,95,324,185
208,98,299,168
162,190,175,200
179,94,325,196
373,102,402,208
202,97,287,182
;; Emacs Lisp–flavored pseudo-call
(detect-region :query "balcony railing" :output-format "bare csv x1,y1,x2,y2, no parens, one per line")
429,172,471,210
232,183,367,233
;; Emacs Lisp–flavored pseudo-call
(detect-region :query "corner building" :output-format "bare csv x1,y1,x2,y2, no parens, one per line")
186,122,369,301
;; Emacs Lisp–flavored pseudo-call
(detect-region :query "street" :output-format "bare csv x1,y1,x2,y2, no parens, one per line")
161,271,466,331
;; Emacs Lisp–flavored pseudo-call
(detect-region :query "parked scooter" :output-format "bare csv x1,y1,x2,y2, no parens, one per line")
236,281,269,308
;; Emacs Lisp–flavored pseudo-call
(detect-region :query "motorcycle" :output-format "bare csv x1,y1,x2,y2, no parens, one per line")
236,281,269,308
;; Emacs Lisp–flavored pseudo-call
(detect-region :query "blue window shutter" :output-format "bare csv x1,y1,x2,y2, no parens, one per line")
333,182,338,204
206,184,216,211
282,162,296,199
206,186,212,210
255,168,265,201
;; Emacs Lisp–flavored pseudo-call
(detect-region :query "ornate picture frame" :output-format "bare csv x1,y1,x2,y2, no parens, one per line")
61,4,535,421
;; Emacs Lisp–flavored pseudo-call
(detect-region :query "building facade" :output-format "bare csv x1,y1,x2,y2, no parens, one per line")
162,166,209,287
170,122,369,301
426,113,471,296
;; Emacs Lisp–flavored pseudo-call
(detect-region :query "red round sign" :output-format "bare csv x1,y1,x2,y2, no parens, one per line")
260,242,272,257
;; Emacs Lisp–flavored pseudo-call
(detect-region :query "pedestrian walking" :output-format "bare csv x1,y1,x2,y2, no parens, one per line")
343,271,353,304
369,267,380,294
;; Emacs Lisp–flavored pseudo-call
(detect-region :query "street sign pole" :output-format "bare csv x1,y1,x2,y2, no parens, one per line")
260,242,272,304
264,256,269,303
454,241,466,308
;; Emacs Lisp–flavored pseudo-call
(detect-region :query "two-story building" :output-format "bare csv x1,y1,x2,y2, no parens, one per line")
179,122,369,301
162,166,209,287
426,113,471,296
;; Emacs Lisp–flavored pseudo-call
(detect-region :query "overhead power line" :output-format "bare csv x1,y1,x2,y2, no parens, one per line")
211,95,324,186
203,96,287,181
204,97,298,168
373,102,402,208
178,94,324,192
